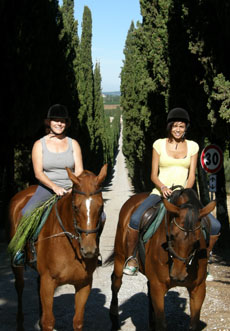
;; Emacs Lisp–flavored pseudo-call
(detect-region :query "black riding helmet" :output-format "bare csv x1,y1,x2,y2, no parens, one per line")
167,108,190,124
47,104,69,119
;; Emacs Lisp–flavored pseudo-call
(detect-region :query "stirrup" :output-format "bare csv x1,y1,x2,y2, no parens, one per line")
12,250,26,267
123,256,139,276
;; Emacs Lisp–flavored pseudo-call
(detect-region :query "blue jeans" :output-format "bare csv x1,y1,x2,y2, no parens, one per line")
22,185,54,216
130,194,161,230
208,213,221,235
129,194,221,235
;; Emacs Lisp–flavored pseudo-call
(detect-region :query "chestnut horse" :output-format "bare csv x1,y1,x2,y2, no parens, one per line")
109,188,216,331
8,164,107,331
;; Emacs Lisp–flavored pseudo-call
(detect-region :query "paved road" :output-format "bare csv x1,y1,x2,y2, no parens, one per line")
0,130,229,330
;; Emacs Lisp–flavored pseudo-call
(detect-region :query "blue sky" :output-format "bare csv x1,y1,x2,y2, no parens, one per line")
60,1,142,92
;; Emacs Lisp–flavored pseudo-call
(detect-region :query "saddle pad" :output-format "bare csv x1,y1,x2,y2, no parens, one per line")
142,202,166,243
32,199,57,241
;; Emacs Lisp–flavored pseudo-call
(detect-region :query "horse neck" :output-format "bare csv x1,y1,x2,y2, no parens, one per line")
53,194,74,231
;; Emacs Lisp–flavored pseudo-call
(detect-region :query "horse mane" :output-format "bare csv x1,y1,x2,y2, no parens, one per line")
170,188,203,232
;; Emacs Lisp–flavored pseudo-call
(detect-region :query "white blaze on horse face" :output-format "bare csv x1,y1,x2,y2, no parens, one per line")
85,198,92,225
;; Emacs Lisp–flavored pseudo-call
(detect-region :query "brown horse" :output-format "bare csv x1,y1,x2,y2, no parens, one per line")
108,188,216,331
7,164,107,331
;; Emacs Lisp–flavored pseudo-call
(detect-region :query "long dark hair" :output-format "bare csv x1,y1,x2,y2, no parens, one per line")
166,121,188,142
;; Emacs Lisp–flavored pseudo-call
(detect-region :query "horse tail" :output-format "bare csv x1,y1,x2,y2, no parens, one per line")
103,250,115,266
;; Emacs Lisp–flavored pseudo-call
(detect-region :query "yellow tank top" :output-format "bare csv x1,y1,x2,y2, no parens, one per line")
151,138,199,196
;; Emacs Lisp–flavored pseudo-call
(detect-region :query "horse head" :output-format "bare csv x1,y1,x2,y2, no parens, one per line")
66,164,107,259
163,189,216,282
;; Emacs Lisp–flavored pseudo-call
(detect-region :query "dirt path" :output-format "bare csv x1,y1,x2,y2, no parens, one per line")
0,130,230,330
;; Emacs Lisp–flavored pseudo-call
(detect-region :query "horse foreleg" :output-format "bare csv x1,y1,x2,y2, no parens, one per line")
188,281,206,331
73,282,92,331
12,266,24,331
39,275,56,331
148,281,167,331
110,258,124,330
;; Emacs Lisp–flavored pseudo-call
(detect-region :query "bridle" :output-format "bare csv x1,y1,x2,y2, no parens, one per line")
165,207,201,266
71,187,103,237
55,187,103,247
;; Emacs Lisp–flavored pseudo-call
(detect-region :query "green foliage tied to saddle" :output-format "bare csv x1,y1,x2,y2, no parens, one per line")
8,194,58,258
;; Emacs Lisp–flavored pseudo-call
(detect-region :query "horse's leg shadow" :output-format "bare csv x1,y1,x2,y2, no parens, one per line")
37,275,43,329
110,271,123,330
13,266,25,331
147,281,155,331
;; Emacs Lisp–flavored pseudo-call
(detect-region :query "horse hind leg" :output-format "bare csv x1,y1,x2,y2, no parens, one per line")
12,266,25,331
110,258,124,330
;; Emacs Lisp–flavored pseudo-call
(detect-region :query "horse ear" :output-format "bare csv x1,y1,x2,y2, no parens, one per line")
96,164,108,186
199,200,216,219
66,167,81,185
163,198,180,215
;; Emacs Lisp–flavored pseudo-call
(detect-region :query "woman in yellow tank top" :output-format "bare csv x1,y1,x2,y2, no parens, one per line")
123,108,220,276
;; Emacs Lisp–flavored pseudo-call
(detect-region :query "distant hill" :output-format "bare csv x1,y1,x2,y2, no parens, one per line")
102,91,121,96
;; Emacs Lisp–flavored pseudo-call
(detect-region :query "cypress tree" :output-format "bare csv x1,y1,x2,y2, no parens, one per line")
59,0,79,135
0,0,71,225
121,21,151,190
76,6,94,166
93,62,106,172
183,0,230,246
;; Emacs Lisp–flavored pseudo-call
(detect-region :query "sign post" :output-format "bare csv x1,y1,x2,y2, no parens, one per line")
200,144,223,200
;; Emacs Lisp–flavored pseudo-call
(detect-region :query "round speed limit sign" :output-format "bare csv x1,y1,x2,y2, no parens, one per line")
200,144,223,174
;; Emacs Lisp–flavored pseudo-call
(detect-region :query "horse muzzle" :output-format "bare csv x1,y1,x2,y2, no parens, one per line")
170,261,188,282
80,241,99,259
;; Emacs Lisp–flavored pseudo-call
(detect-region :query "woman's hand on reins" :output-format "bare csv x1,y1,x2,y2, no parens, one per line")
161,185,172,198
52,185,67,196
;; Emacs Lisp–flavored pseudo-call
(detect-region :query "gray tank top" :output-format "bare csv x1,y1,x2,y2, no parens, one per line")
41,137,74,189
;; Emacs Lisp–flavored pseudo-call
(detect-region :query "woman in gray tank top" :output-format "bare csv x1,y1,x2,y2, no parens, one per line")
22,104,83,216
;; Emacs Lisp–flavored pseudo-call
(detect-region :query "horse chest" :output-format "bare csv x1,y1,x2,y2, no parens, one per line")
46,259,93,285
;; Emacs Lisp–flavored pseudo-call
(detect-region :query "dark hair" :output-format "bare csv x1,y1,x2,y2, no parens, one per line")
167,121,187,142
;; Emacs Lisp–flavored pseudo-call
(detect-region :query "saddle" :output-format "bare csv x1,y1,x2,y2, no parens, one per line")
136,201,166,270
139,201,166,242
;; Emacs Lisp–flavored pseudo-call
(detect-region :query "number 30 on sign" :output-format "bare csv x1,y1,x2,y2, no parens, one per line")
200,144,223,174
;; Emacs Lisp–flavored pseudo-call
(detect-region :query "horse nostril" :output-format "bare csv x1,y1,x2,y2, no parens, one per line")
80,245,98,258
